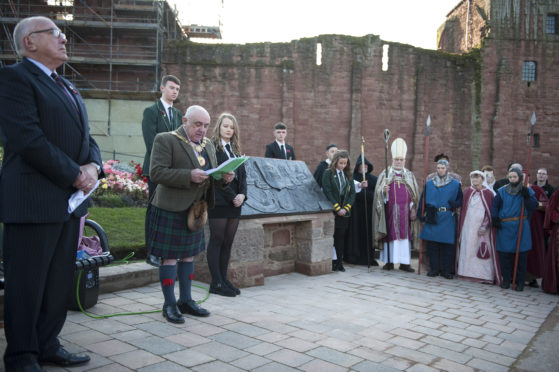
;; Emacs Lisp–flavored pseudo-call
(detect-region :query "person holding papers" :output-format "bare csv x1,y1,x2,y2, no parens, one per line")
147,105,235,323
207,113,248,297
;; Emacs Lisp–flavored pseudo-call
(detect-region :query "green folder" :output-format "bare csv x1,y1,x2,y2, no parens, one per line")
206,156,249,180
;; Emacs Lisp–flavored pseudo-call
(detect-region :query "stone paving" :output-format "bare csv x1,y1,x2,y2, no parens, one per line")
1,260,558,371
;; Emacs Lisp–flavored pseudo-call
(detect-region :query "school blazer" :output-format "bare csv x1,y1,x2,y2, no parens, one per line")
265,141,296,160
322,169,356,216
141,100,182,176
149,126,220,212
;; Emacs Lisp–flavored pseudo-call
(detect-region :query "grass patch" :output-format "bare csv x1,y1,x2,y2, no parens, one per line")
86,207,146,260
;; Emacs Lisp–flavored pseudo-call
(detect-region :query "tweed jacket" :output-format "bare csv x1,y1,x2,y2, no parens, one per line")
149,126,219,212
141,100,182,176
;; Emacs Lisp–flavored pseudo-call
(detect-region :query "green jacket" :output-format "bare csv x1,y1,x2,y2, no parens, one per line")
141,100,182,176
322,168,356,216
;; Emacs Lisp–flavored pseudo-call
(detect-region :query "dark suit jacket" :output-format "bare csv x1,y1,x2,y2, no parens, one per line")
265,141,296,160
150,126,220,212
213,143,247,207
0,58,102,223
141,100,182,176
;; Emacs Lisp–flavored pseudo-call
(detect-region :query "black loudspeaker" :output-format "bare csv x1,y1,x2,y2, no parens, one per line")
67,267,99,311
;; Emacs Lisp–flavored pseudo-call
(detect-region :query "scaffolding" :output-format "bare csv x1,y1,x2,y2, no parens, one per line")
0,0,189,91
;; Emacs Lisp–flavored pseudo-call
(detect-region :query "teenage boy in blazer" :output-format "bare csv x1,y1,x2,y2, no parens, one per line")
142,75,183,197
265,122,296,160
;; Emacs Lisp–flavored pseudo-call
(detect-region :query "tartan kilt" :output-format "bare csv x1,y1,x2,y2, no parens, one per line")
146,205,205,259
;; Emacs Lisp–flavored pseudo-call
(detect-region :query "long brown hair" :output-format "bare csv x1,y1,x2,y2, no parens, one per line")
211,112,241,154
329,150,352,179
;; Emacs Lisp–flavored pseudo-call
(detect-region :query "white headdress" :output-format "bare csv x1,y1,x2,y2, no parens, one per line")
391,138,407,159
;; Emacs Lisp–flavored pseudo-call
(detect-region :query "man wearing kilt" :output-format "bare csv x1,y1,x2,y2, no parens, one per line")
147,105,235,323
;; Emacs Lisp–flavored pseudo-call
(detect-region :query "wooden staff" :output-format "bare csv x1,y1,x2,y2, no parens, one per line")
383,129,391,265
418,115,431,275
361,136,371,272
512,112,536,287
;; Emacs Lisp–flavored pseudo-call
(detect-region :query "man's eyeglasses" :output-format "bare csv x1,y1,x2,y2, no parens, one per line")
27,28,66,40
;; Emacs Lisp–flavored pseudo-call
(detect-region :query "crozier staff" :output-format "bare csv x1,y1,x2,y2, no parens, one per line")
146,105,234,324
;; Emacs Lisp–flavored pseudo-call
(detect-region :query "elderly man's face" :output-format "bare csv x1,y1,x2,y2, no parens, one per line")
183,109,210,143
25,18,67,70
392,157,405,170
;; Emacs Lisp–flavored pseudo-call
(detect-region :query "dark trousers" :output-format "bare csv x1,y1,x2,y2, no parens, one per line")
499,251,528,285
426,240,454,275
3,218,79,369
334,215,350,262
207,218,240,284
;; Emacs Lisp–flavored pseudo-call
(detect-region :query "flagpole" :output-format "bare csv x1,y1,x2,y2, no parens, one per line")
512,112,536,287
418,115,431,275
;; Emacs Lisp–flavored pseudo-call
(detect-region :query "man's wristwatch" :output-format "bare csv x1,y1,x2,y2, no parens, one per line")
92,162,101,175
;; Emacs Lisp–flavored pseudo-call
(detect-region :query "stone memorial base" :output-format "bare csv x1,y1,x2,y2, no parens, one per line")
194,211,334,288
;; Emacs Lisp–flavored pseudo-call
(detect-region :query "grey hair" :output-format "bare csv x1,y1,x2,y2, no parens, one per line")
184,105,209,122
13,16,52,57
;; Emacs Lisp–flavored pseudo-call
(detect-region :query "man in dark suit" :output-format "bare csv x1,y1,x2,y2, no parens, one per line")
141,75,182,197
264,122,296,160
0,16,102,371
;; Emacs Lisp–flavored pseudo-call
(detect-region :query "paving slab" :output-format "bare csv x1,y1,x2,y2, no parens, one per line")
1,260,559,371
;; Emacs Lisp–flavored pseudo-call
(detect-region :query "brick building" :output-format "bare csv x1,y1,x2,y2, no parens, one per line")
1,0,557,185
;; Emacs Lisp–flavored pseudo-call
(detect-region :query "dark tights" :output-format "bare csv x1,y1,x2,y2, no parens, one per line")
207,218,240,284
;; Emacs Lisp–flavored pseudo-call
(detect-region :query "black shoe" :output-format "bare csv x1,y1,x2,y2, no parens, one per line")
382,263,394,271
442,273,453,279
427,271,438,277
528,280,539,288
500,281,510,289
224,279,241,295
337,262,346,272
162,304,185,324
515,283,525,292
39,347,90,367
372,259,379,266
177,299,210,317
399,264,415,273
332,261,338,271
210,282,236,297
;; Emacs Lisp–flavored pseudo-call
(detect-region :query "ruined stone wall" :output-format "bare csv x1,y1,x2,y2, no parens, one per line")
163,37,478,184
438,0,490,53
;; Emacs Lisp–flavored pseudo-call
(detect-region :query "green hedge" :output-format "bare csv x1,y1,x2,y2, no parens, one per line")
86,207,147,260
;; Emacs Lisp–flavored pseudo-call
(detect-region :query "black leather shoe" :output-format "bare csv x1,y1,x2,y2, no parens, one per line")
500,281,510,289
177,300,210,317
210,282,236,297
337,262,346,272
399,264,415,273
224,279,241,295
442,273,453,279
382,263,394,271
427,271,438,277
162,304,185,324
39,347,90,367
332,261,338,271
528,280,539,288
515,283,525,292
9,362,46,372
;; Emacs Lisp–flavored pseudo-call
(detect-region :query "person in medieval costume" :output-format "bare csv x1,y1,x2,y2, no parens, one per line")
525,184,549,288
542,188,559,294
491,167,538,291
456,171,500,285
345,155,378,266
427,154,462,184
418,157,463,279
373,138,419,272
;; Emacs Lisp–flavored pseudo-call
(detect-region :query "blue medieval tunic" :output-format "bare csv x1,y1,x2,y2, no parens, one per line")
419,178,463,244
491,187,538,253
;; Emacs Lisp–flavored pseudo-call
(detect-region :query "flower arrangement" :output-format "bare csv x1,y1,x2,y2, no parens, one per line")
92,159,148,207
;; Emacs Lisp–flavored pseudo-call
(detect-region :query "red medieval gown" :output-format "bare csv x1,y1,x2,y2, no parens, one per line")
542,189,559,294
527,185,548,279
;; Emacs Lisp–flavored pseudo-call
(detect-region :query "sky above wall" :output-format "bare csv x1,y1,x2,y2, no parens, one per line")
171,0,461,49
